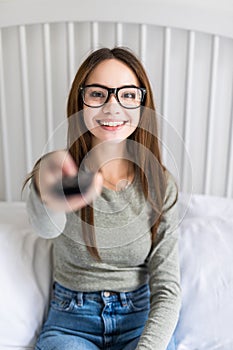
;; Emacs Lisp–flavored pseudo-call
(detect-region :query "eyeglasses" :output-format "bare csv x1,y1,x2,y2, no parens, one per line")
80,84,146,109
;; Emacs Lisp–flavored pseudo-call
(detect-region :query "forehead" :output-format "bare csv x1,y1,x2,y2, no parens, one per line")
86,58,139,87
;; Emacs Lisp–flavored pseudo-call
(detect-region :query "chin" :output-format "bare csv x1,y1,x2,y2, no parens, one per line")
96,136,126,145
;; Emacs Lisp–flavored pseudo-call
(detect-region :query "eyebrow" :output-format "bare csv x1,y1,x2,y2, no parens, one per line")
83,84,140,89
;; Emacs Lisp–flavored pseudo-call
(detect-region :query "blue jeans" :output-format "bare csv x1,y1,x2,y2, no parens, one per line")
35,282,176,350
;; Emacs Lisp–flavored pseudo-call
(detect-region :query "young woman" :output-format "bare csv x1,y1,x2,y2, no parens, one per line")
26,47,181,350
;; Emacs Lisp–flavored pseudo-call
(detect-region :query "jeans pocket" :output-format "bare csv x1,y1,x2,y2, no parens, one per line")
128,291,150,312
51,293,77,312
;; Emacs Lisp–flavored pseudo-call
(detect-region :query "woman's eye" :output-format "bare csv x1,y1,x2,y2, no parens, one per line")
90,91,105,98
122,92,136,99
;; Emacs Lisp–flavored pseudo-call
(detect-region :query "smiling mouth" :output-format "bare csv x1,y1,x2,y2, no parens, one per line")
96,120,128,127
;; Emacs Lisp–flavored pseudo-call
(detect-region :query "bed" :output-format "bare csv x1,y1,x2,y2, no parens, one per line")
0,0,233,349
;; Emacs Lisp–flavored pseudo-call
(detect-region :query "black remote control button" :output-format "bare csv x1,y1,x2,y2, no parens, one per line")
52,171,94,197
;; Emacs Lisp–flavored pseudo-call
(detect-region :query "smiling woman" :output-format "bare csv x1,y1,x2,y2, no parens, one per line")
0,1,233,349
23,47,180,350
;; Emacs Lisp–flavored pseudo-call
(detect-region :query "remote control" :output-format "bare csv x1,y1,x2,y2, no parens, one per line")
52,171,95,197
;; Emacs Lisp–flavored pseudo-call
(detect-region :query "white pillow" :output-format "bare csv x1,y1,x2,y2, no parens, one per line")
0,202,53,350
176,194,233,350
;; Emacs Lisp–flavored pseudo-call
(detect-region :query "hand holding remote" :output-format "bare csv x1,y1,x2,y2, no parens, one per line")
33,150,103,212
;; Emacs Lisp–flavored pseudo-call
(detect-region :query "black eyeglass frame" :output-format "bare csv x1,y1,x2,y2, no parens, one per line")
80,84,147,109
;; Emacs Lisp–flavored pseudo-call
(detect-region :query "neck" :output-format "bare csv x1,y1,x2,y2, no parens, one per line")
86,139,127,170
100,159,134,191
85,139,134,191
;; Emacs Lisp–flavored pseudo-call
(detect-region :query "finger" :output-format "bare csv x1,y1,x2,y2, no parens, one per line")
60,151,78,177
42,151,77,177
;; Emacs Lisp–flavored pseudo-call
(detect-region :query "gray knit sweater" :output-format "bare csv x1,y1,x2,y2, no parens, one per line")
27,171,181,350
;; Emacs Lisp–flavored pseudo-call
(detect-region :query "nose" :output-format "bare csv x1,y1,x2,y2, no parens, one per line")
102,93,121,114
108,92,118,103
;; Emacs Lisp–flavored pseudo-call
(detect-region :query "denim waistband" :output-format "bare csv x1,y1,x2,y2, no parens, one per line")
53,281,149,307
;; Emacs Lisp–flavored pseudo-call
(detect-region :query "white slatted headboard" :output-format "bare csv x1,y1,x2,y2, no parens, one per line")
0,0,233,201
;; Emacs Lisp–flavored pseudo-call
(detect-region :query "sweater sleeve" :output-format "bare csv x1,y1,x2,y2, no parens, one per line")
26,181,66,239
136,173,181,350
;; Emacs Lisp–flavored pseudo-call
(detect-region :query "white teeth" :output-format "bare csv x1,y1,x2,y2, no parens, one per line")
99,121,125,127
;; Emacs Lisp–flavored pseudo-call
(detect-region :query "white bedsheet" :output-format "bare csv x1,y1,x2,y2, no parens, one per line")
0,194,233,349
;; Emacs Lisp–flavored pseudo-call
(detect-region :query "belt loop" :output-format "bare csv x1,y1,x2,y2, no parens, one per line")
119,292,127,307
77,292,83,306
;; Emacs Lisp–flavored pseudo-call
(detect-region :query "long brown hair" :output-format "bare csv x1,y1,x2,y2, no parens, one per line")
66,47,167,260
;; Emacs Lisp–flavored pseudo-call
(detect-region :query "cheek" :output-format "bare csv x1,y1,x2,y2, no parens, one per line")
127,110,140,128
83,109,97,129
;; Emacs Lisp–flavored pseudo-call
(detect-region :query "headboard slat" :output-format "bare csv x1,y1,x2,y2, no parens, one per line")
115,23,123,47
19,25,33,172
181,30,195,193
204,35,220,194
91,22,99,51
160,27,171,166
0,30,12,201
139,24,147,63
67,22,76,86
43,23,54,151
